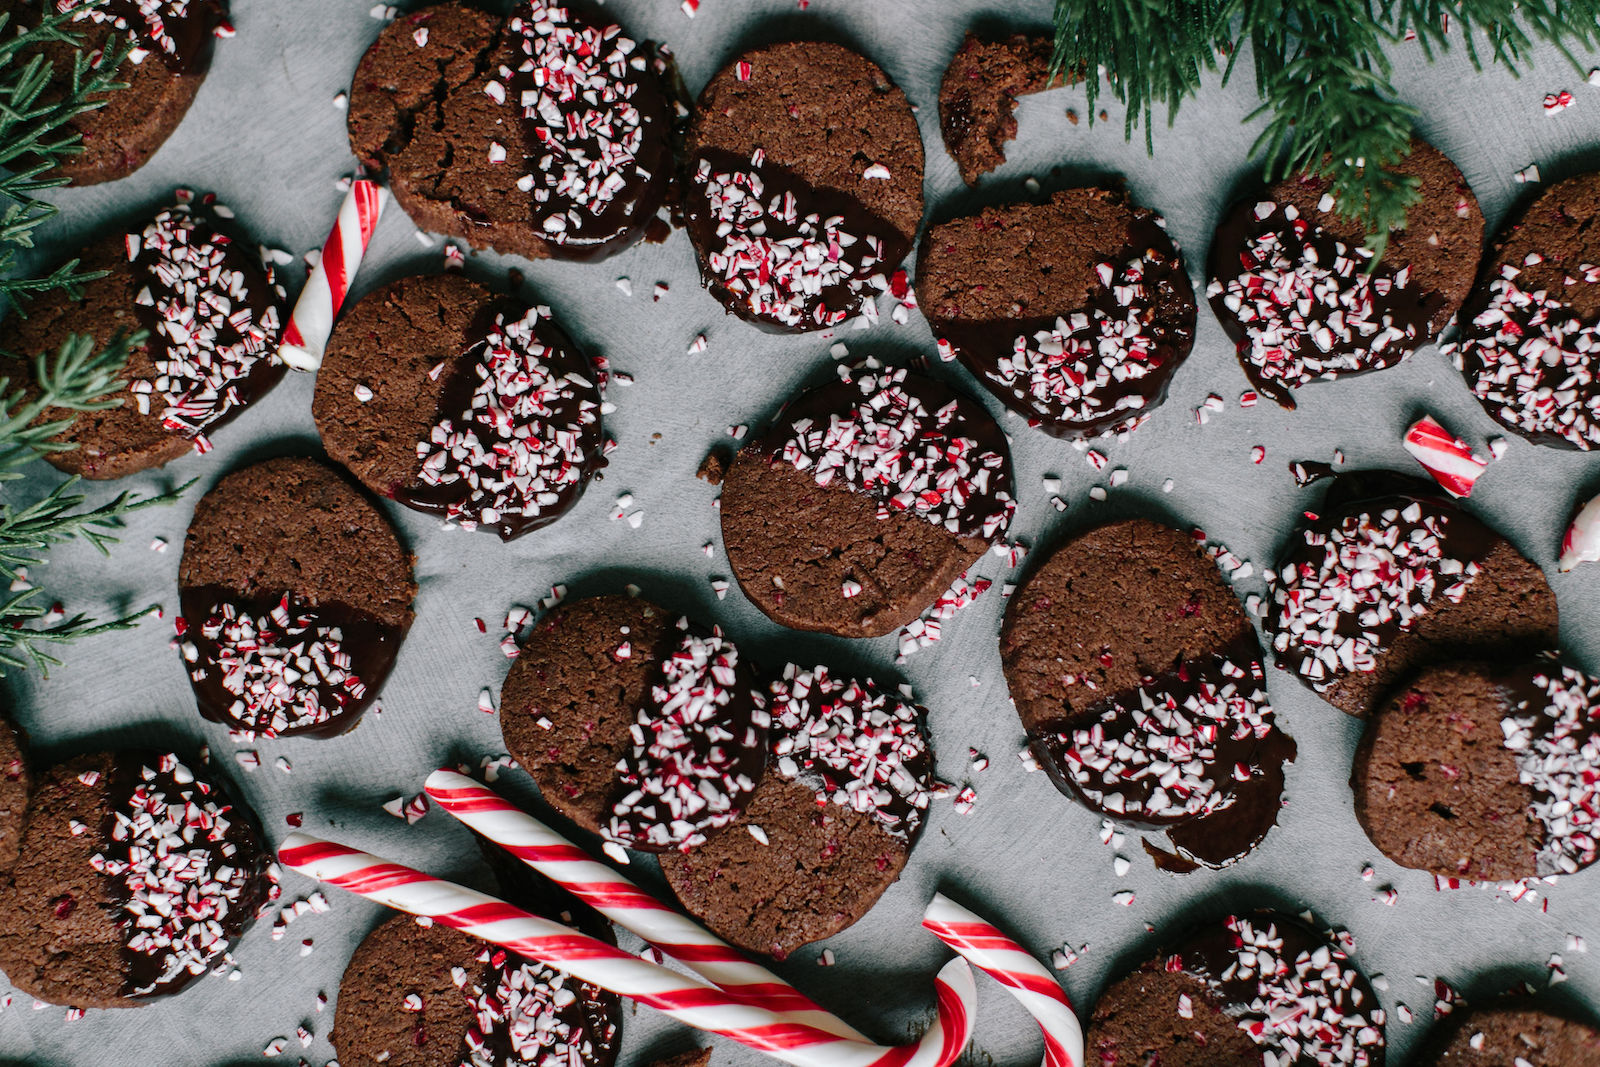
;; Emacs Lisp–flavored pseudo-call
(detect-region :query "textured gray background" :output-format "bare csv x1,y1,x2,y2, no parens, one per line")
2,1,1599,1064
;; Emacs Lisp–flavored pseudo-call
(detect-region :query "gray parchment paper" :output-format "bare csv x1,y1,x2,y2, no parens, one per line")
3,2,1600,1064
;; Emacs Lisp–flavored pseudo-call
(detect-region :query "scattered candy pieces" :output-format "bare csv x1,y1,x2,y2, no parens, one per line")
1403,415,1487,498
1559,492,1600,571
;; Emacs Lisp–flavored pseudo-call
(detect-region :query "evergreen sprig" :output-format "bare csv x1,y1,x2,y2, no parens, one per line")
1051,0,1600,248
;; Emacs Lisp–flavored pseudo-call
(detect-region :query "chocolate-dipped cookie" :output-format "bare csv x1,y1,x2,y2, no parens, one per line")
1268,473,1557,718
0,750,275,1009
1208,140,1483,408
1086,911,1386,1066
348,1,675,263
2,1,226,185
4,194,287,479
683,41,922,332
176,457,416,738
660,664,935,959
918,188,1197,439
1450,171,1600,450
938,32,1066,186
499,595,768,852
1354,656,1599,883
313,274,604,540
0,716,28,876
1001,519,1294,869
333,912,620,1067
720,361,1014,638
1419,1001,1600,1065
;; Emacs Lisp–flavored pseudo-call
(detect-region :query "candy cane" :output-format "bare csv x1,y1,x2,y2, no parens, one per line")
922,894,1084,1067
278,179,388,372
1402,415,1488,499
279,834,974,1067
423,769,865,1039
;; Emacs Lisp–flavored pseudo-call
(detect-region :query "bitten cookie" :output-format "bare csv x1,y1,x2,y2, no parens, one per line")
177,457,416,738
660,664,936,959
1354,657,1599,883
0,750,276,1009
1268,473,1557,717
1086,911,1386,1067
348,1,675,262
4,194,287,479
1,1,226,185
1208,140,1483,408
333,913,620,1067
1001,519,1294,869
1419,1002,1600,1065
683,41,922,332
499,595,768,852
919,188,1197,438
938,32,1067,185
1450,171,1600,450
720,361,1014,637
314,274,605,540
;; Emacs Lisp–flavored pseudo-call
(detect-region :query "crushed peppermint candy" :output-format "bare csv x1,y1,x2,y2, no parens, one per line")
454,942,616,1067
1502,662,1600,877
897,572,992,661
59,0,221,60
607,622,768,850
768,664,934,838
404,303,601,538
778,362,1014,541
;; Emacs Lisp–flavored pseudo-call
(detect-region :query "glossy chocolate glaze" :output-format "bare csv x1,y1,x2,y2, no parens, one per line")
71,0,224,76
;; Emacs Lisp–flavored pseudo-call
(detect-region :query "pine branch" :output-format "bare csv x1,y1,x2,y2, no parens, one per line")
0,593,162,675
1384,0,1600,72
0,331,143,479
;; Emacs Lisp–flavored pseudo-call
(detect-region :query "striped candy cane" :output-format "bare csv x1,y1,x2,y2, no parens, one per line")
922,894,1084,1067
423,769,864,1039
279,834,973,1067
278,179,388,371
1402,415,1488,499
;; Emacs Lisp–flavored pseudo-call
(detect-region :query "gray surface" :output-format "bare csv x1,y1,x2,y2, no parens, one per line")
2,1,1599,1064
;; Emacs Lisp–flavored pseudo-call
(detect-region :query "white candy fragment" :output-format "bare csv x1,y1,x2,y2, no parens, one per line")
1558,492,1600,571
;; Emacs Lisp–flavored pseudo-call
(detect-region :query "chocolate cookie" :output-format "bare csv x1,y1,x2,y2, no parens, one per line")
660,664,935,959
176,457,416,738
1450,171,1600,450
1268,473,1557,718
499,596,768,852
333,913,620,1067
648,1052,710,1067
938,32,1068,185
683,41,922,331
4,193,287,480
0,750,275,1009
1208,140,1483,408
0,716,29,876
2,1,226,186
1354,656,1600,883
1086,911,1386,1067
313,274,604,540
1001,519,1294,869
918,188,1197,439
720,361,1014,637
1419,1002,1600,1065
348,1,675,263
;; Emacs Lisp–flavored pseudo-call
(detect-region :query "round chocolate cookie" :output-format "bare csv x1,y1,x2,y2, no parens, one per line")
1354,656,1600,883
1450,171,1600,450
4,194,287,480
1268,473,1557,718
1086,911,1386,1067
918,187,1197,439
176,456,416,738
1001,519,1294,869
0,750,275,1009
348,1,675,263
314,274,604,540
660,664,935,959
2,1,226,186
721,361,1014,638
1419,1002,1600,1065
938,32,1067,186
683,40,923,332
0,716,29,876
333,913,620,1067
1208,140,1483,408
499,595,768,851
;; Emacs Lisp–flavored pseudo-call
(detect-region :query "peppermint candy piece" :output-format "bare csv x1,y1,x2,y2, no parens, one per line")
1402,414,1488,498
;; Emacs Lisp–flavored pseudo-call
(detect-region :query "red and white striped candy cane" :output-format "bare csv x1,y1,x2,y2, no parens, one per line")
278,179,388,371
423,769,864,1039
922,894,1083,1067
279,833,974,1067
1402,414,1488,499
